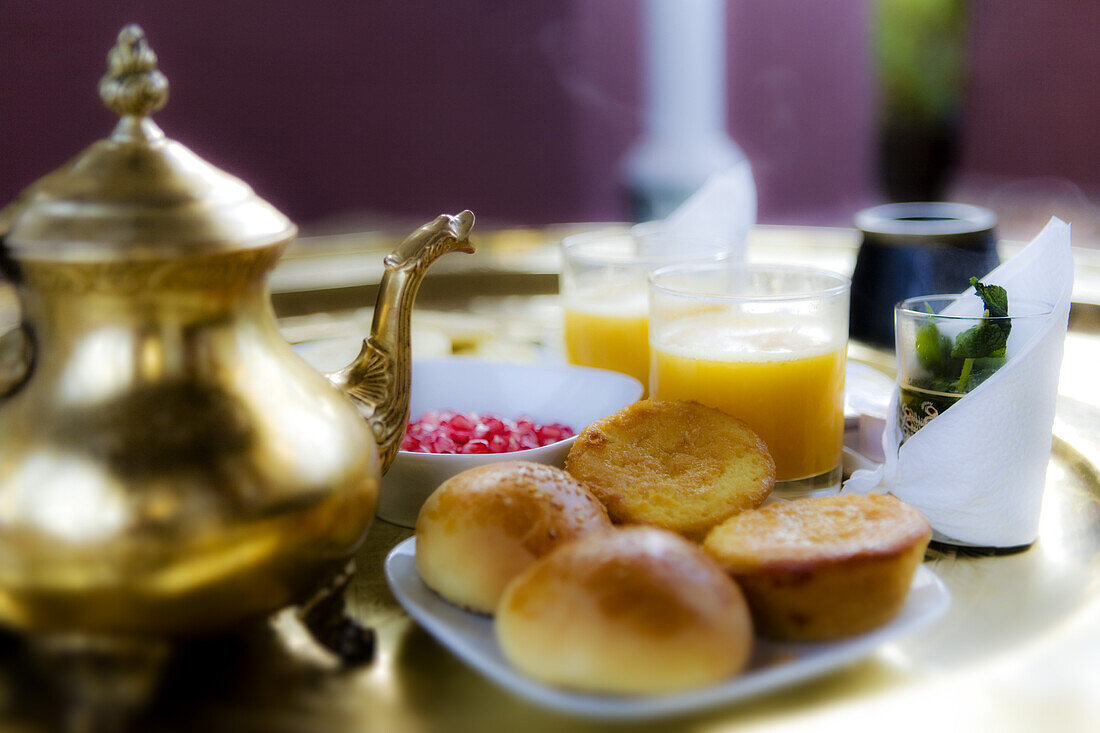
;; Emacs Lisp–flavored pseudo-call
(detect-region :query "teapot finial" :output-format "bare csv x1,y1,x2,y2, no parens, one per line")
99,24,169,119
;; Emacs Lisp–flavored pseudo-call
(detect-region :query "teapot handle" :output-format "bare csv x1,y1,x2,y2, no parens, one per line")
0,326,32,399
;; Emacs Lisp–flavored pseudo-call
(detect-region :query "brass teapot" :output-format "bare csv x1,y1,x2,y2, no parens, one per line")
0,26,473,644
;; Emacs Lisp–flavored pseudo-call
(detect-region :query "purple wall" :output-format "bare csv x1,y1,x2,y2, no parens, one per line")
1,1,613,225
962,1,1100,184
729,2,876,223
22,2,1099,232
0,1,882,229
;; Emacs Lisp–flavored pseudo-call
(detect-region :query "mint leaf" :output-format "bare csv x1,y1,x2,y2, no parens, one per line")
950,278,1011,360
915,321,947,370
967,356,1008,390
951,321,1008,358
970,277,1008,319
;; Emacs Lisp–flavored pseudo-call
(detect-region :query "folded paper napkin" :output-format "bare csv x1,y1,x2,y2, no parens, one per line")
843,218,1074,547
661,165,756,261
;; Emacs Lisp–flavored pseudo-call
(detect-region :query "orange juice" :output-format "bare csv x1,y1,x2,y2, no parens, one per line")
563,293,650,392
652,315,846,481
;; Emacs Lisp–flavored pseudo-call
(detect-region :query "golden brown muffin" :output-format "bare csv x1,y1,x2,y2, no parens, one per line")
496,526,753,693
415,461,612,614
565,400,775,539
703,494,932,641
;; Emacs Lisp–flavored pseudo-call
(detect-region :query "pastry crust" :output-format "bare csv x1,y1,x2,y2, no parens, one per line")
496,526,753,693
565,400,775,539
415,461,612,614
704,494,932,640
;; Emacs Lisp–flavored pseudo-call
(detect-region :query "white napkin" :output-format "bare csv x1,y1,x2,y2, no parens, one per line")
843,217,1074,547
659,164,757,260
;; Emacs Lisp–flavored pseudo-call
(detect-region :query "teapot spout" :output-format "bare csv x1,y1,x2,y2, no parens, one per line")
327,211,475,473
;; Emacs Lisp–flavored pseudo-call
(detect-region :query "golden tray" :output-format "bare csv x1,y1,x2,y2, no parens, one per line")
1,225,1098,731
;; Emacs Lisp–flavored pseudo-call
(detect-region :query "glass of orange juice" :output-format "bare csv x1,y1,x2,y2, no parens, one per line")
649,263,851,496
560,225,727,395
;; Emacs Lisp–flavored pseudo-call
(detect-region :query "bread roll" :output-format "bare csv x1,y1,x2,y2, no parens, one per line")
496,526,753,693
565,400,774,539
704,494,932,641
415,461,611,613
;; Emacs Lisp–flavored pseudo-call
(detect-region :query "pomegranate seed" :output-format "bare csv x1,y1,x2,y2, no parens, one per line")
448,414,474,431
461,439,491,454
537,424,566,443
429,434,457,454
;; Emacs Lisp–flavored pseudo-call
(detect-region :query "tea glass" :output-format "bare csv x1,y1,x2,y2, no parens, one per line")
560,224,727,395
648,263,851,496
895,294,1055,443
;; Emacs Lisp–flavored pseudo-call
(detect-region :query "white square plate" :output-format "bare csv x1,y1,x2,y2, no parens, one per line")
384,537,950,720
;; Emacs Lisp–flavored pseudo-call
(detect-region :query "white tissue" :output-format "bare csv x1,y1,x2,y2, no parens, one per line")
660,164,757,260
843,218,1074,547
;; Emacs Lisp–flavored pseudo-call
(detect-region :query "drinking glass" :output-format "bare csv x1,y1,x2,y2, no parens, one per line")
560,224,727,395
648,263,851,496
895,294,1055,443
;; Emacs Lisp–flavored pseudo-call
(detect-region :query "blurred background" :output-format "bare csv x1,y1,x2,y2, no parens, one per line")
2,0,1099,245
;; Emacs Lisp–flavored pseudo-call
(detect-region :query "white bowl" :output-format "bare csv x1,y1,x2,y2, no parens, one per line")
379,358,643,527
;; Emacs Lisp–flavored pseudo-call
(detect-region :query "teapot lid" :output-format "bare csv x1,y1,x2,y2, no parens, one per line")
0,24,296,262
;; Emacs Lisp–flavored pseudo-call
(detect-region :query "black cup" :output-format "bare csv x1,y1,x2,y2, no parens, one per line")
849,202,999,347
